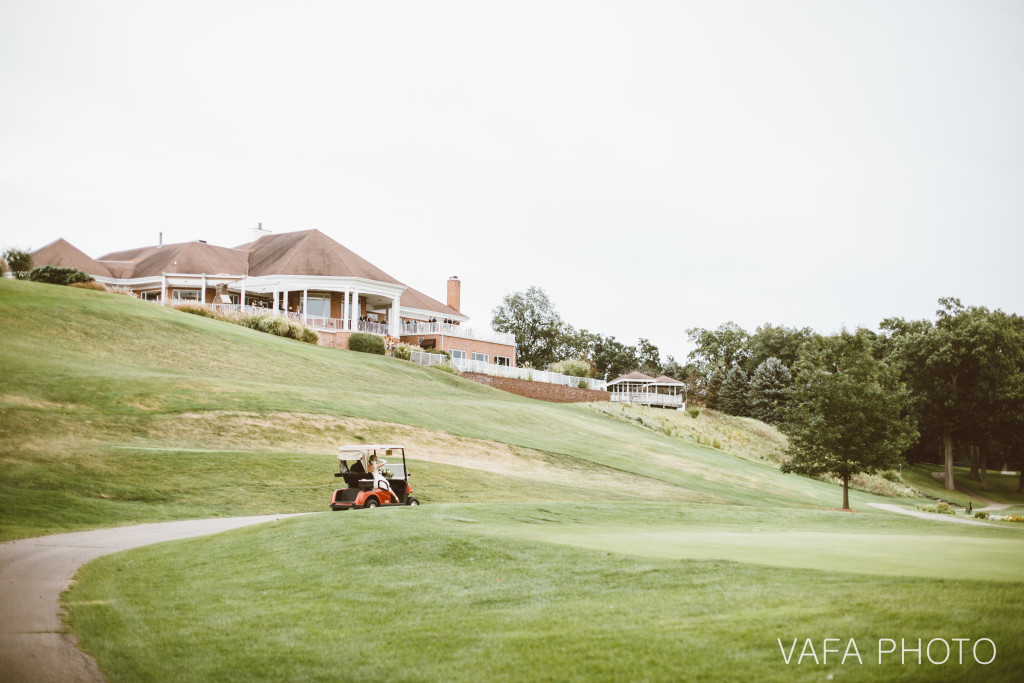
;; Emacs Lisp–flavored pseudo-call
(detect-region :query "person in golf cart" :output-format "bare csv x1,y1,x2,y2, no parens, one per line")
332,445,418,509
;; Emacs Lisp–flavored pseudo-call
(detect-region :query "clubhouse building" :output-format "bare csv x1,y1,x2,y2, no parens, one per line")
32,229,517,366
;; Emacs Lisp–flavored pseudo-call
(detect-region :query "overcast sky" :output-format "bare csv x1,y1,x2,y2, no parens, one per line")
2,1,1021,359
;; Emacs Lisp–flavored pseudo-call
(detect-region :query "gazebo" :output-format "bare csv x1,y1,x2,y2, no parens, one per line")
607,371,685,409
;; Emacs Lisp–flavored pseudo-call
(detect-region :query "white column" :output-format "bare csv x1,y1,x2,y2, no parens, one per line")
390,296,400,336
240,280,247,310
161,274,167,303
273,289,279,312
342,287,349,329
281,290,287,315
351,290,360,330
201,274,207,305
303,289,309,324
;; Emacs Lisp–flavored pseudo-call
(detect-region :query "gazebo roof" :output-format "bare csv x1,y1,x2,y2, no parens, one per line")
607,371,655,386
651,375,685,385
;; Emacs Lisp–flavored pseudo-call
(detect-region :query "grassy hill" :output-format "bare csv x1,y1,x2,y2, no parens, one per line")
0,278,911,540
4,279,1024,681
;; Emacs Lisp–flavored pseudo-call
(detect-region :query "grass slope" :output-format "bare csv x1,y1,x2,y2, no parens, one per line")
0,279,912,540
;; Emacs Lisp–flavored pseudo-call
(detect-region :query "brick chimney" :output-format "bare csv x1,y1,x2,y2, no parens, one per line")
447,276,461,312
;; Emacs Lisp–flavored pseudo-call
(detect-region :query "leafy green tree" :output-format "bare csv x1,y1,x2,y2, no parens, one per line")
748,357,791,425
491,287,566,369
744,324,817,375
2,247,33,280
636,338,661,376
686,322,750,373
886,299,1024,491
781,329,917,510
718,365,751,417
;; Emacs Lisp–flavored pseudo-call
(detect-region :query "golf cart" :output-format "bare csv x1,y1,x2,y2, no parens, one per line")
330,445,420,510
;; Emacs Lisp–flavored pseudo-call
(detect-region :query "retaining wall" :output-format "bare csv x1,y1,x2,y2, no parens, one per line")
460,372,610,404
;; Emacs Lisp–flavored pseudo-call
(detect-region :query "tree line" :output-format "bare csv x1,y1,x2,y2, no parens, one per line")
493,289,1024,505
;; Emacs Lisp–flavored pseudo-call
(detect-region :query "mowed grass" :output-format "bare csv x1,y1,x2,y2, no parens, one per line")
0,279,913,539
66,504,1024,683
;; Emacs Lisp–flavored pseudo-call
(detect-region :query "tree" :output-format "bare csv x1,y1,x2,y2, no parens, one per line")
718,365,751,417
686,322,750,374
748,357,791,425
491,287,565,369
27,266,94,286
636,338,661,376
781,329,917,510
2,247,33,280
887,299,1024,491
744,324,817,375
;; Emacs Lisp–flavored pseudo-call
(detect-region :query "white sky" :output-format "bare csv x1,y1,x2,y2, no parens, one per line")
2,1,1022,360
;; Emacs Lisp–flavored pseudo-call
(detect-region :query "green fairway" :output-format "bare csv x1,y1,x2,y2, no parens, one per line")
65,504,1024,682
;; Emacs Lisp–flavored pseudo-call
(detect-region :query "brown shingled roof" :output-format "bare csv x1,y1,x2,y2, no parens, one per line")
610,371,655,382
244,229,403,283
651,375,685,385
97,241,249,279
32,239,112,278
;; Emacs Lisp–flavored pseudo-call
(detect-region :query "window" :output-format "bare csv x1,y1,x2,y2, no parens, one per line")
172,289,200,300
495,356,511,366
141,291,160,301
472,352,489,363
302,294,331,318
450,350,467,360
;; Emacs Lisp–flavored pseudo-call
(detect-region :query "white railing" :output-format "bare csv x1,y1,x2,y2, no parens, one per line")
400,321,515,346
610,391,684,408
409,352,608,391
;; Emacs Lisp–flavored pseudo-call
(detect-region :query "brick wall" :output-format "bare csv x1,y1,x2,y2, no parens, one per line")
460,372,610,404
316,329,354,350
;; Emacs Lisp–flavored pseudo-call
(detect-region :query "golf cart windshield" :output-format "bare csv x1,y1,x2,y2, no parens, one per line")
337,445,407,478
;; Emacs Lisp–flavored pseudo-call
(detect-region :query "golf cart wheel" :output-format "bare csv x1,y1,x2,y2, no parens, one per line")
407,498,420,506
364,497,379,509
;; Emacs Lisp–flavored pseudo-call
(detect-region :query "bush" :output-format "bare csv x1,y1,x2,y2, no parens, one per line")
348,332,386,355
916,502,954,515
421,347,451,360
880,470,902,483
685,406,701,418
394,344,412,361
69,281,107,292
974,511,989,519
2,248,33,279
300,328,320,344
578,379,588,389
27,265,93,286
548,359,591,378
105,285,137,297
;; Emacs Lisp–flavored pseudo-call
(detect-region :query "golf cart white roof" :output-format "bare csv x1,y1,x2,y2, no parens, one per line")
338,445,405,460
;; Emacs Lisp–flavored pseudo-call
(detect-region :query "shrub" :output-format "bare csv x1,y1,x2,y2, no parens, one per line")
685,406,701,418
348,332,386,355
974,511,989,519
394,344,412,361
70,281,107,292
105,285,137,297
27,265,93,286
300,328,320,344
421,347,451,360
916,503,954,515
2,248,33,279
548,359,591,378
578,379,588,389
880,470,902,483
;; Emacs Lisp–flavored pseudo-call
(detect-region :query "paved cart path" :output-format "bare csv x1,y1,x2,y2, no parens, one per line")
0,514,308,683
867,503,997,526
